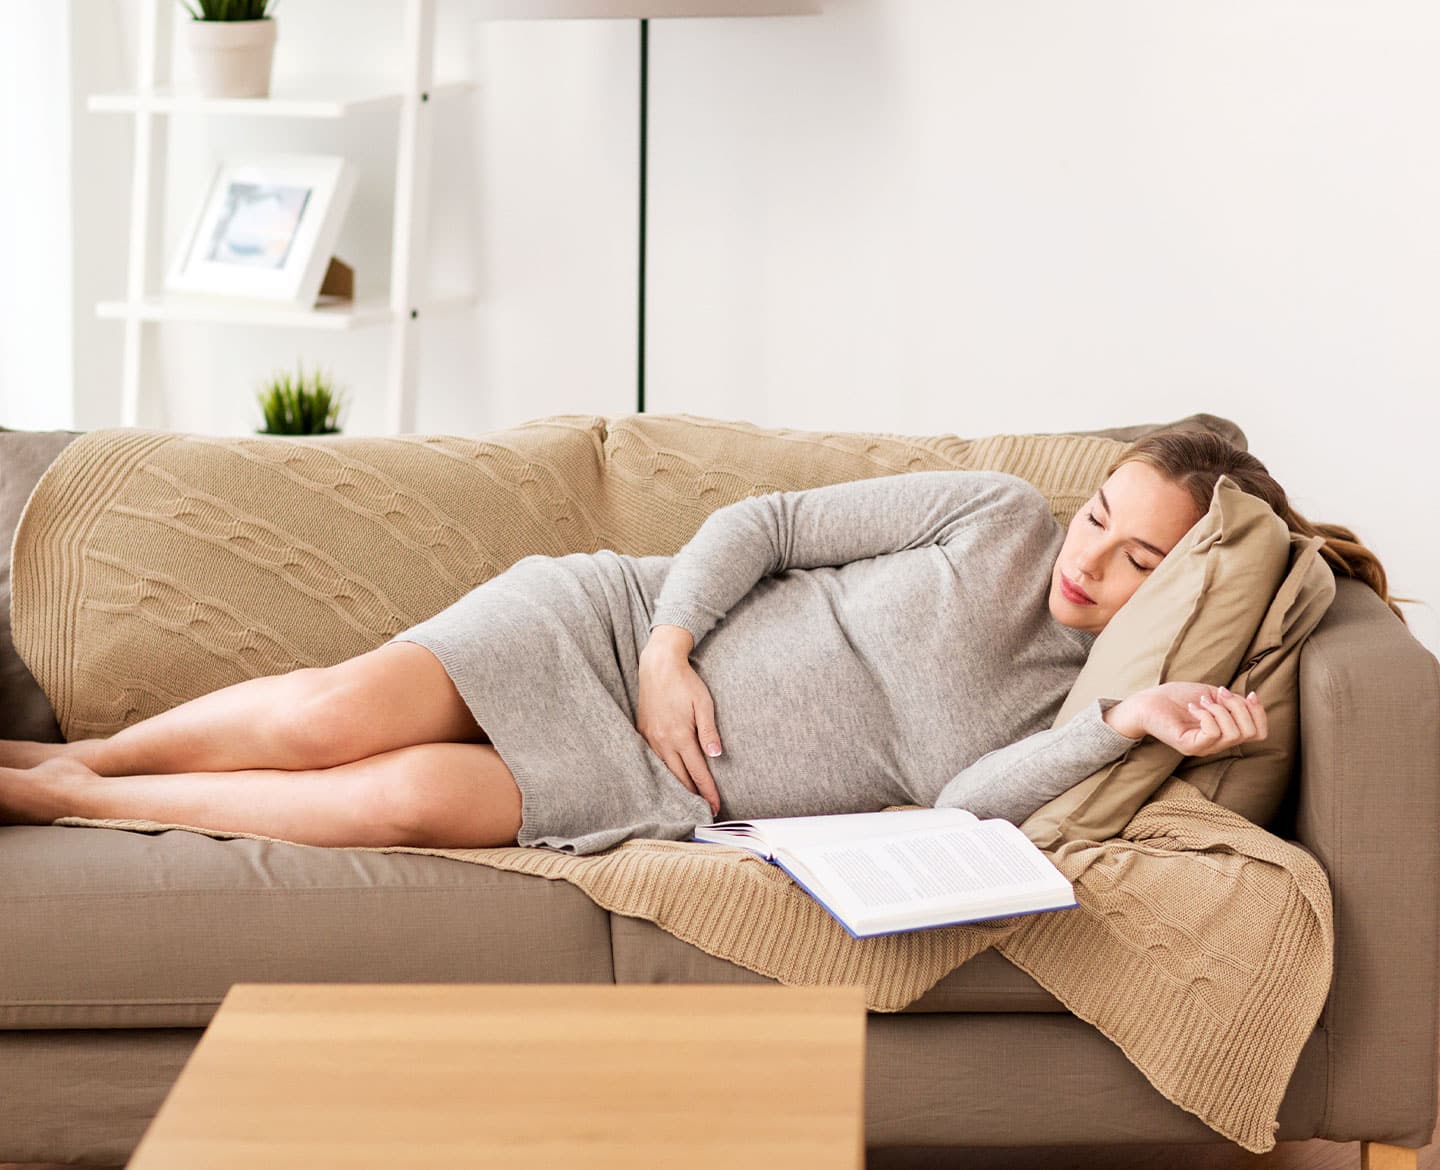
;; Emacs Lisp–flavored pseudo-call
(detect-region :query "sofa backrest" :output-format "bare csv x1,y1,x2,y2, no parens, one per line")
597,413,1130,553
0,426,83,741
8,410,1235,744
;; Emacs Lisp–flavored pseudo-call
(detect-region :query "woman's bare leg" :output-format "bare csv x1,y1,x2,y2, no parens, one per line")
0,740,523,849
0,642,486,777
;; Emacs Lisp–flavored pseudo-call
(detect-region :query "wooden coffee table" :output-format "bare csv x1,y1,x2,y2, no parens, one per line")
124,982,868,1169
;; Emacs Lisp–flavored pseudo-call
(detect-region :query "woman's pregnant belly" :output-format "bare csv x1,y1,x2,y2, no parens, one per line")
685,573,914,820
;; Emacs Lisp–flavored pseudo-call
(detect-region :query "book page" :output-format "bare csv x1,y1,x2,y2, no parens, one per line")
799,820,1069,914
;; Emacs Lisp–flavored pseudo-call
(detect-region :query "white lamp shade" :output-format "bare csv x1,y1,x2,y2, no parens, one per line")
474,0,820,17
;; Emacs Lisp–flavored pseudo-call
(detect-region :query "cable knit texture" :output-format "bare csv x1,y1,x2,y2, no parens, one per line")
11,414,1129,739
15,413,1332,1153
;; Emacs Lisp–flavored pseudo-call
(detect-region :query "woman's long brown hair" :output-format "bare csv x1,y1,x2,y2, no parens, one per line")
1109,428,1415,626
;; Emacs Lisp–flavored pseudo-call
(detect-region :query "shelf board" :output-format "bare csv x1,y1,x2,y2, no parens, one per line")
96,293,475,331
87,79,474,119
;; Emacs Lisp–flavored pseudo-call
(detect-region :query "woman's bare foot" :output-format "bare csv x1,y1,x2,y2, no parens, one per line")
0,757,98,825
0,738,84,770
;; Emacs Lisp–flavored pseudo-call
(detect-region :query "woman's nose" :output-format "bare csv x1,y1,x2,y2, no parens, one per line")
1074,548,1103,578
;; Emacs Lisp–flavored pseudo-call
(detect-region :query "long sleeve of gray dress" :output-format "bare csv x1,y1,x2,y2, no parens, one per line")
648,469,1144,827
649,469,1032,647
930,695,1141,823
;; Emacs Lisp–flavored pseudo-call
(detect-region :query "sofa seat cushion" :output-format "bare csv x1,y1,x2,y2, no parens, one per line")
0,823,614,1030
608,914,1067,1012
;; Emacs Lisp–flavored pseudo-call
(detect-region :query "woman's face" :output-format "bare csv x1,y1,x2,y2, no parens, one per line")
1048,461,1202,636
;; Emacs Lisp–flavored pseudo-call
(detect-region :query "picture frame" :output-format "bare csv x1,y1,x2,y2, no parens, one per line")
165,154,357,307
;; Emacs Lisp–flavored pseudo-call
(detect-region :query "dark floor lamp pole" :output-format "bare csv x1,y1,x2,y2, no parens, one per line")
632,7,819,412
637,18,649,414
480,2,817,417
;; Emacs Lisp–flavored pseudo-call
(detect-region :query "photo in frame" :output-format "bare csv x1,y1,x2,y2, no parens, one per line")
165,154,357,307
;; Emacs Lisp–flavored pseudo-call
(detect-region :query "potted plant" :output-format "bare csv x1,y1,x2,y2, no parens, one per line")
178,0,280,100
255,363,349,435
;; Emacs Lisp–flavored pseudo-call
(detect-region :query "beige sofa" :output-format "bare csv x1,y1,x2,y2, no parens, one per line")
1,412,1436,1167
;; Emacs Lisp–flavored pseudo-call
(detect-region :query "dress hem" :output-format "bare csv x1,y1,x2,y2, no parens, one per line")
385,631,558,851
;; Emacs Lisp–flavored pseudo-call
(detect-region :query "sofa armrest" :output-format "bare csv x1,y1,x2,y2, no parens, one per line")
1295,577,1440,1146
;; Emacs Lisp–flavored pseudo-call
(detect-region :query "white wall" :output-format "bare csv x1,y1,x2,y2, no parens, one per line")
644,0,1440,655
16,0,1440,654
1,5,76,430
70,1,132,431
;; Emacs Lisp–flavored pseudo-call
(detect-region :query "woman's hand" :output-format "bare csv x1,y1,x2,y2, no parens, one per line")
637,626,723,815
1111,682,1269,758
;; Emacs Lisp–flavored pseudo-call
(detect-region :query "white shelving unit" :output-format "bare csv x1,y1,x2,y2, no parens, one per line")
91,0,475,433
88,78,474,119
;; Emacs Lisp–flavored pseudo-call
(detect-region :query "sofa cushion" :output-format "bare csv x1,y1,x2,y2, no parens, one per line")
1021,475,1295,848
595,409,1242,553
0,425,84,741
0,822,615,1030
1172,530,1336,826
10,411,1247,742
10,416,614,740
596,412,1116,552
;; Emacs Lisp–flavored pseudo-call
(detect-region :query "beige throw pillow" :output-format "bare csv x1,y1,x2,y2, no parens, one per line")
1172,531,1336,827
1021,474,1295,849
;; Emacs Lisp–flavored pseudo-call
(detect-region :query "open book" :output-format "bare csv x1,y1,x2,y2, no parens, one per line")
690,807,1077,939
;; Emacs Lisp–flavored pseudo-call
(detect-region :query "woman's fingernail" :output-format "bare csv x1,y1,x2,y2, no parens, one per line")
706,743,721,757
1218,686,1230,696
1247,691,1257,701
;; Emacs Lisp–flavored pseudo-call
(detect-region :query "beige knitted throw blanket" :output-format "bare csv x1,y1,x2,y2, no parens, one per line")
54,776,1331,1153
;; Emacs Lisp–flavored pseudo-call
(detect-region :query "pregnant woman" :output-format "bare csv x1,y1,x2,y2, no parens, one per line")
0,428,1404,851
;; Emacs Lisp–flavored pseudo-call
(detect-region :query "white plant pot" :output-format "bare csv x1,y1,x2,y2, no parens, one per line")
185,18,277,99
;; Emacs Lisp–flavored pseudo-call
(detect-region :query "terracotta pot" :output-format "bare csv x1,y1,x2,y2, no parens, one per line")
185,18,277,99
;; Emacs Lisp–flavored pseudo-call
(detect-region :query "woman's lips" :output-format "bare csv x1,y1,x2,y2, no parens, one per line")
1060,575,1095,605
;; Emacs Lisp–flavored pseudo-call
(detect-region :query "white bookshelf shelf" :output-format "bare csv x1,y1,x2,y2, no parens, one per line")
93,0,460,434
96,293,476,331
88,78,474,119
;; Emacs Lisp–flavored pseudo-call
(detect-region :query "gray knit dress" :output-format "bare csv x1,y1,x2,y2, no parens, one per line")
384,469,1143,854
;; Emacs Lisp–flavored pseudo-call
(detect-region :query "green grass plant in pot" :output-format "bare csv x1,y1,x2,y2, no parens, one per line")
178,0,280,99
256,364,349,436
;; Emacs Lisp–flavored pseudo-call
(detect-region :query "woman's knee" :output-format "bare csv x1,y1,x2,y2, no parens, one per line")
375,742,523,849
264,667,351,767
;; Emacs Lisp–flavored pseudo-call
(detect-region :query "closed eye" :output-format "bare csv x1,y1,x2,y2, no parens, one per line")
1086,511,1151,572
